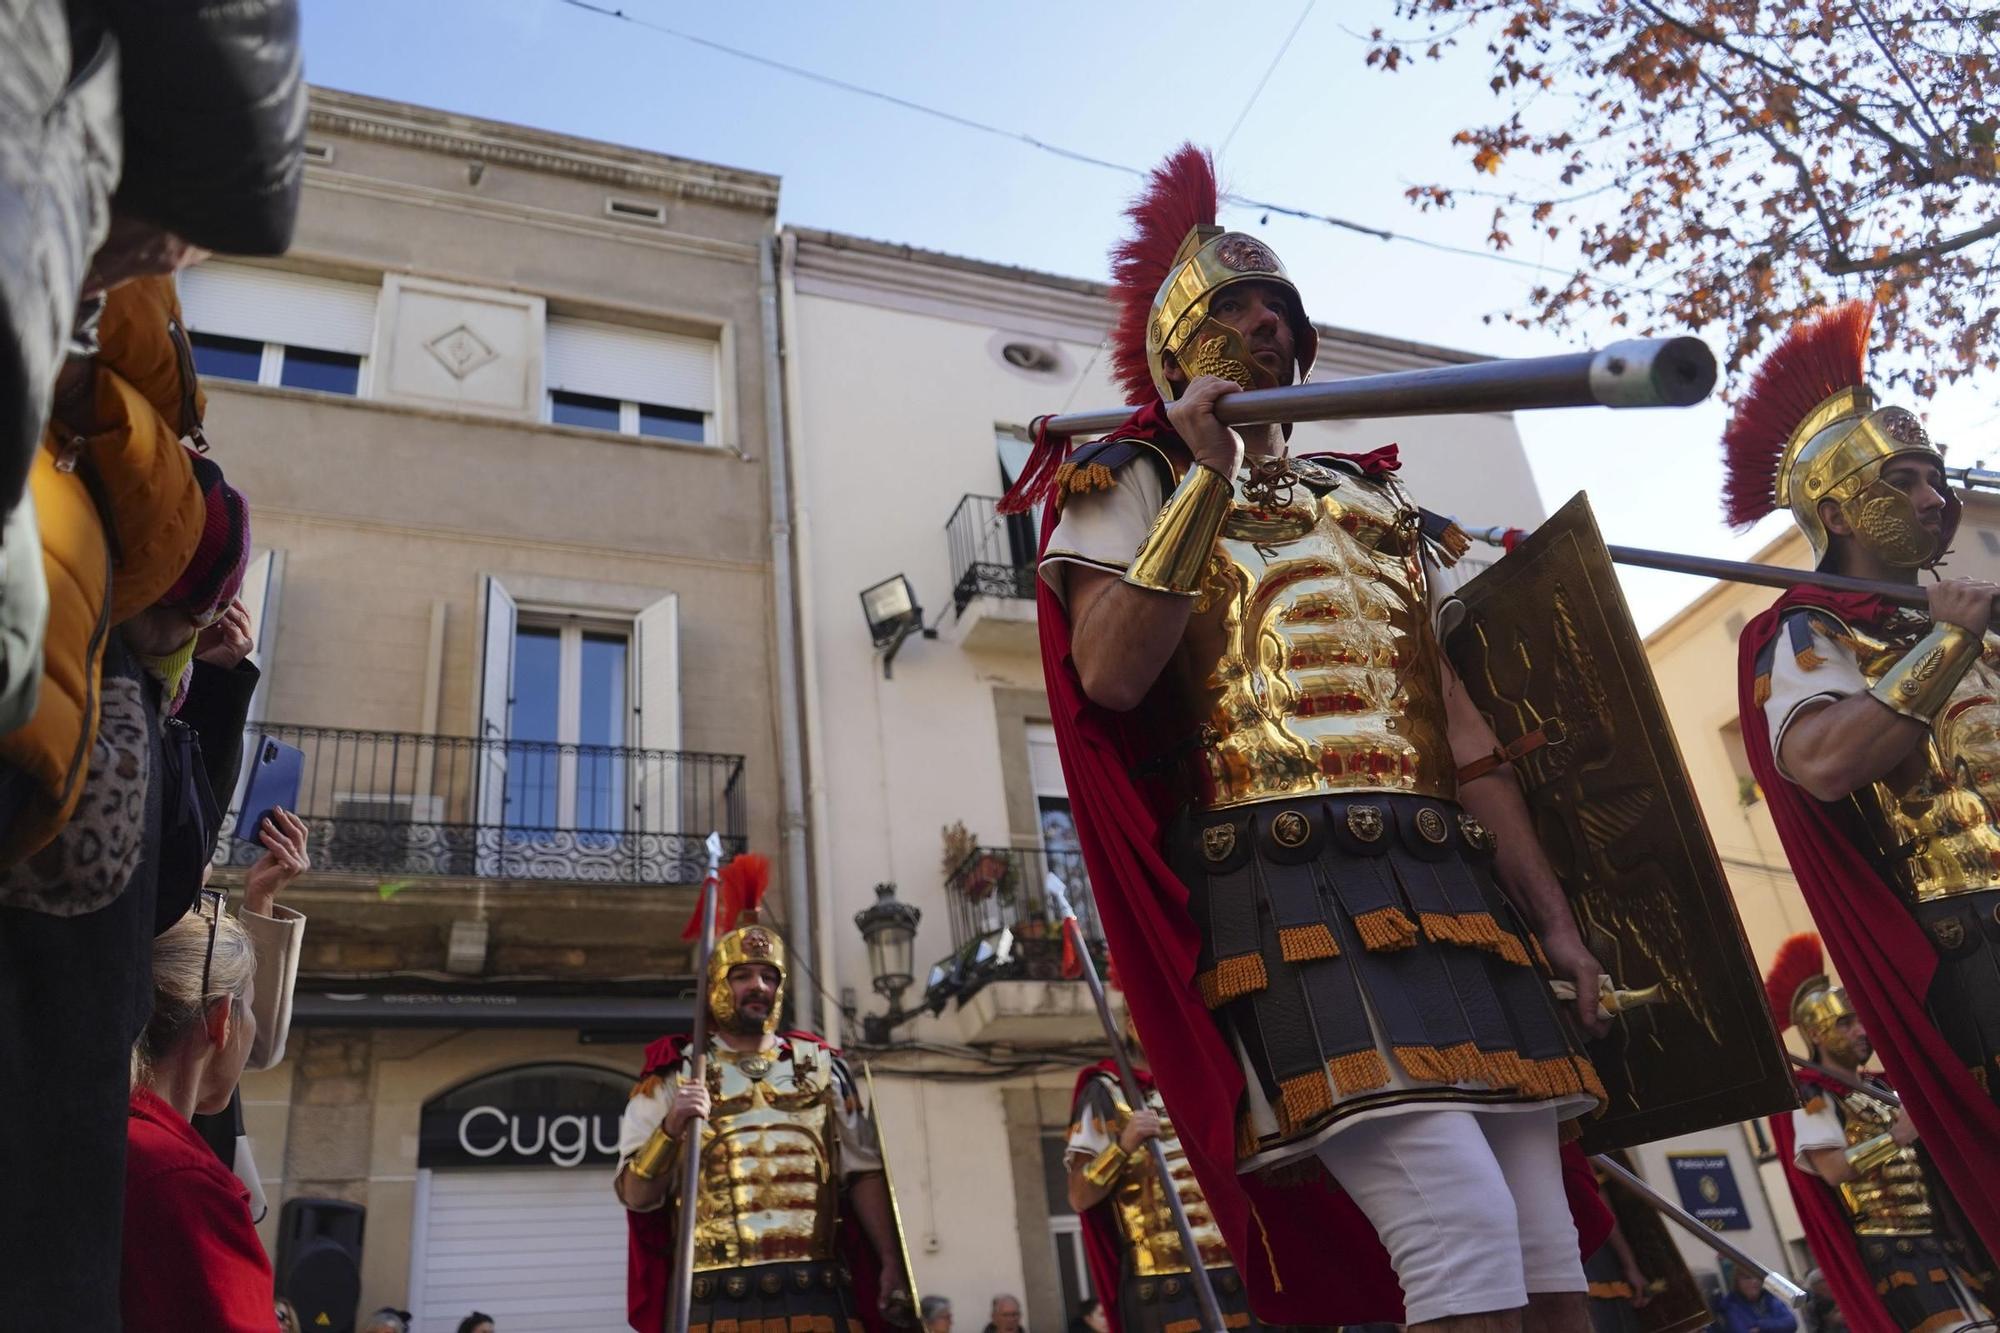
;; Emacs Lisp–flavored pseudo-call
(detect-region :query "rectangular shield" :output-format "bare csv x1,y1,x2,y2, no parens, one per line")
1445,492,1794,1151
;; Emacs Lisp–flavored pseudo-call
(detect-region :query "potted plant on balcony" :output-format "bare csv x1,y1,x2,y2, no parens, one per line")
966,850,1012,902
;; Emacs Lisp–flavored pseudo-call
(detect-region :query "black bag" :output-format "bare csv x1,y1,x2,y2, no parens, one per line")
151,712,219,932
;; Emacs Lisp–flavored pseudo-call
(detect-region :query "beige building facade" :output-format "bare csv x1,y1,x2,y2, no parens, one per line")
200,89,791,1332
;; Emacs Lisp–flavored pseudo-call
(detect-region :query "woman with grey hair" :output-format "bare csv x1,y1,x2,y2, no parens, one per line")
922,1295,954,1333
120,900,271,1331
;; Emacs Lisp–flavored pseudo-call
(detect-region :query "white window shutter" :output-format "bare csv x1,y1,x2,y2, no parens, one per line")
632,594,681,753
178,263,379,356
476,577,518,857
632,594,682,844
545,318,716,413
237,549,284,724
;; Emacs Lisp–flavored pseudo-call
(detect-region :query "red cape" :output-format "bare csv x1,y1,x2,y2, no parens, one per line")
1767,1071,1898,1333
1739,587,2000,1256
624,1031,891,1333
1033,407,1611,1324
1070,1061,1146,1333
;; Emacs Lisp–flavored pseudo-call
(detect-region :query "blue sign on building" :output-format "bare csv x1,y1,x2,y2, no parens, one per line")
1667,1152,1751,1231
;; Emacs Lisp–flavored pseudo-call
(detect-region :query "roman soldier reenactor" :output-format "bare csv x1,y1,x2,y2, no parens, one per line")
1764,934,1993,1333
1065,976,1326,1333
616,854,912,1333
1002,143,1614,1328
1730,300,2000,1256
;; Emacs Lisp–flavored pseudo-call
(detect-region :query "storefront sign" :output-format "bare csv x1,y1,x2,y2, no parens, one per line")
418,1063,630,1169
1666,1152,1750,1231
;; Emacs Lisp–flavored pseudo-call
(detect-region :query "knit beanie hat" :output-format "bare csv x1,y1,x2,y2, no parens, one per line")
158,449,250,622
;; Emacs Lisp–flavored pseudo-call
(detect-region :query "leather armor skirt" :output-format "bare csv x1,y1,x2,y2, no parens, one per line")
1167,792,1604,1171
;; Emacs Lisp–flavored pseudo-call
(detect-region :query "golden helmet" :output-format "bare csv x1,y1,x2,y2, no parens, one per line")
707,919,786,1036
1143,225,1319,404
1722,301,1955,569
1108,145,1319,409
1764,933,1854,1052
688,852,784,1035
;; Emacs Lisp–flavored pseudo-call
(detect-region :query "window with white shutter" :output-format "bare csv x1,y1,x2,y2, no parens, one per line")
178,263,380,396
544,316,718,445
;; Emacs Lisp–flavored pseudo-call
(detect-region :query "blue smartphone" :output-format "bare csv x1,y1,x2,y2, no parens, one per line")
234,735,303,843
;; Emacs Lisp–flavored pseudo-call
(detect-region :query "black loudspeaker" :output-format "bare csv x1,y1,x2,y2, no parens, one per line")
276,1197,366,1333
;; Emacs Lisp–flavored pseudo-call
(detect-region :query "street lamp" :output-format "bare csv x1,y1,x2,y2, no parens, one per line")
859,574,935,678
854,881,922,1044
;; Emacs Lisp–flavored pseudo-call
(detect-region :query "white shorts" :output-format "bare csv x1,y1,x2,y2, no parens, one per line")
1316,1106,1587,1324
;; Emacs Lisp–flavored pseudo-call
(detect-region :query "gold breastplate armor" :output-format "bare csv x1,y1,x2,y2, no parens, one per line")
1108,1087,1231,1275
1834,1086,1934,1236
1165,459,1454,810
688,1043,840,1271
1845,617,2000,902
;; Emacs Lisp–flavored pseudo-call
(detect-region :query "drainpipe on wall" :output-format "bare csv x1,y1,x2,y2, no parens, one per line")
760,228,821,1032
775,229,845,1048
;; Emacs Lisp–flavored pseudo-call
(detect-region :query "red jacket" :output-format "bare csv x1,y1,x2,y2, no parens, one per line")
123,1086,275,1332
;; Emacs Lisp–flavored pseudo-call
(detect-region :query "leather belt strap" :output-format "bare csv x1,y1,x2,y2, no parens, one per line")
1457,718,1565,786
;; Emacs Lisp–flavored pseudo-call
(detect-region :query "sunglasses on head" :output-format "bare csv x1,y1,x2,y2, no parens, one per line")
197,887,227,1003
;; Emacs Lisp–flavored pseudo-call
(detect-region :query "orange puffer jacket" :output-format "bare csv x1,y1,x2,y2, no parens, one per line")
0,277,206,863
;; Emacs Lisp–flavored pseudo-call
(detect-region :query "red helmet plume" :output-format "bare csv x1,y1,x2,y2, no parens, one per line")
682,851,771,940
1109,144,1219,406
1721,301,1873,528
1762,932,1825,1033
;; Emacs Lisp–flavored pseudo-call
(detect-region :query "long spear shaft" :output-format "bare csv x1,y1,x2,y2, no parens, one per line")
1592,1156,1809,1308
1788,1053,1903,1107
668,832,727,1333
1046,876,1228,1333
1459,528,1938,612
1037,337,1716,438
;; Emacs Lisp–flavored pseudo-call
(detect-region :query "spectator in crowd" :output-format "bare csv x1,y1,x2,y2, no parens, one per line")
275,1298,301,1333
458,1313,497,1333
0,272,212,1327
1720,1267,1799,1333
193,803,311,1218
1068,1297,1107,1333
1802,1271,1845,1333
121,900,268,1331
986,1293,1026,1333
922,1295,953,1333
360,1309,412,1333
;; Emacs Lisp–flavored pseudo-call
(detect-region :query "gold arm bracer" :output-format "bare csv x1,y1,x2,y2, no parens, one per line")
1082,1142,1130,1190
1123,464,1233,596
1869,623,1982,724
628,1120,678,1181
1844,1132,1900,1177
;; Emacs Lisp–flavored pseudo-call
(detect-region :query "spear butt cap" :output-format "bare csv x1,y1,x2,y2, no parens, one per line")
1590,336,1717,408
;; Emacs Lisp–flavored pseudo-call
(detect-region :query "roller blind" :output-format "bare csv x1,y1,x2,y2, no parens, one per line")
544,317,716,413
178,263,379,356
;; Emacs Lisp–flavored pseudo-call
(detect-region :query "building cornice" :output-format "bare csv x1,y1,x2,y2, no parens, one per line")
308,86,780,216
784,226,1494,373
304,170,761,267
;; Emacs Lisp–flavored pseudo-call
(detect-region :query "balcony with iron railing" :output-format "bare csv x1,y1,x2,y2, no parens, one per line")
942,494,1039,652
920,844,1108,1044
214,724,746,886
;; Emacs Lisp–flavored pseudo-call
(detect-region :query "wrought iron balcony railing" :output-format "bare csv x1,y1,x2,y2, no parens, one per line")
215,723,746,885
947,493,1038,614
922,844,1106,1006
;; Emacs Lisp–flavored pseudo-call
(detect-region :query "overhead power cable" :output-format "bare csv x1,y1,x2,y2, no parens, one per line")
551,0,1610,284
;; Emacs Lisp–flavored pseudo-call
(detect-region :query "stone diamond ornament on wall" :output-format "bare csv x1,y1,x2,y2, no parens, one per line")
425,324,499,380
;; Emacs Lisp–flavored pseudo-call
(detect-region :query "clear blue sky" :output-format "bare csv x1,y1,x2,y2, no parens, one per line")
302,0,1995,629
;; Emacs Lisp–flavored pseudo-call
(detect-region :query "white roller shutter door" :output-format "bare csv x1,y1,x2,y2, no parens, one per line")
545,317,716,413
409,1168,629,1333
178,262,379,355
